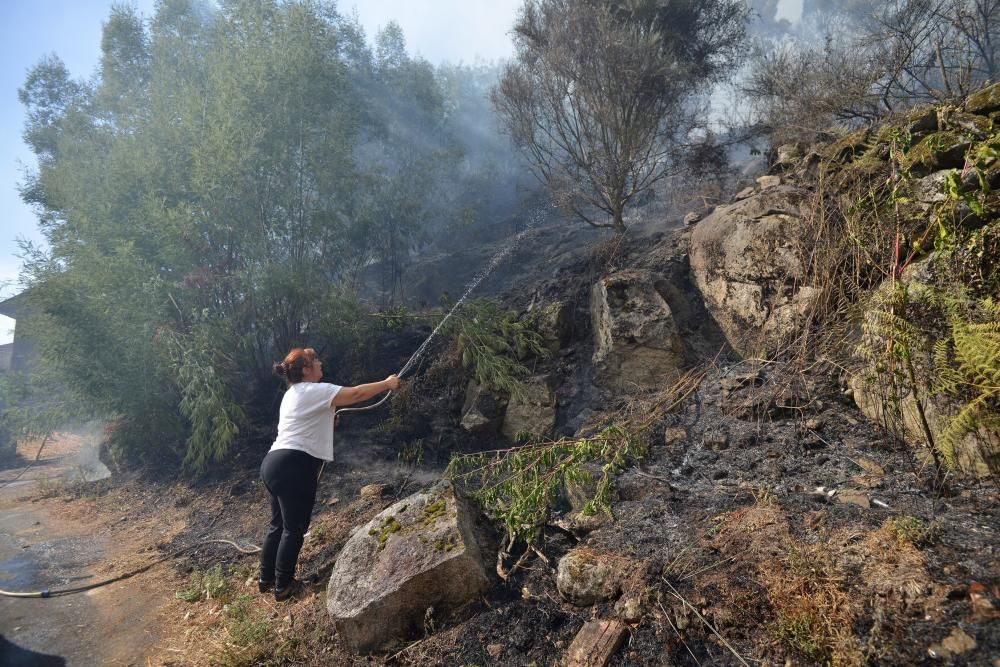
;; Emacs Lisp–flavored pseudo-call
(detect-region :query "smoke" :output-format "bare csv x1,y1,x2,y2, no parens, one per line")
63,421,111,483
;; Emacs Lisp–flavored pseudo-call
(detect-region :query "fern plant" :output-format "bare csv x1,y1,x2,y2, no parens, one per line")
855,281,939,456
857,281,1000,476
931,297,1000,472
447,423,648,549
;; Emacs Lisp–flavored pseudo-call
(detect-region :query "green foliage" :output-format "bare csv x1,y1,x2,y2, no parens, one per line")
930,297,1000,471
175,564,231,603
13,1,524,473
446,423,648,547
884,516,940,546
447,300,550,398
225,594,272,647
856,280,1000,475
162,315,247,474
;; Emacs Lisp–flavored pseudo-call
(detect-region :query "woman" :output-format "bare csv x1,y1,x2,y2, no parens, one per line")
259,347,400,601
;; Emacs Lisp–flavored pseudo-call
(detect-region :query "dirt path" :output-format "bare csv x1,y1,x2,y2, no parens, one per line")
0,435,175,666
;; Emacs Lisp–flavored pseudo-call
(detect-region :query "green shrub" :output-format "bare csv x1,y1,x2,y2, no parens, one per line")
175,564,232,603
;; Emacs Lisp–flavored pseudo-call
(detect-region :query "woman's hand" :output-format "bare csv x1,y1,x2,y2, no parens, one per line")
385,374,401,391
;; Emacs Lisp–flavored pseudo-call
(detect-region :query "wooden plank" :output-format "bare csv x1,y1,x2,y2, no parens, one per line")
565,619,627,667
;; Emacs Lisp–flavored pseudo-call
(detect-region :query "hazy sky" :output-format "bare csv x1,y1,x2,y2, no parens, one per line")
0,0,802,344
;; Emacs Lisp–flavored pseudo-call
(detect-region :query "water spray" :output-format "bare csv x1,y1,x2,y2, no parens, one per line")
337,207,550,415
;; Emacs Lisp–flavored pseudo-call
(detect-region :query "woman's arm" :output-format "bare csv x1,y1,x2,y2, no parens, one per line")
331,375,401,407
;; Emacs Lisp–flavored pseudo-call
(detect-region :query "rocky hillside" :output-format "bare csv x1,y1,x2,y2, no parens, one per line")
139,85,1000,666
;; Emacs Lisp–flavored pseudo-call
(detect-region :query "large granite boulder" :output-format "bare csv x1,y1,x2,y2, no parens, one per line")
327,481,495,653
689,185,819,357
591,270,687,389
501,375,556,440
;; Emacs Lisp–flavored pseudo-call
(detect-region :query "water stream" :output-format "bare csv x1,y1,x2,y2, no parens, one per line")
395,206,550,378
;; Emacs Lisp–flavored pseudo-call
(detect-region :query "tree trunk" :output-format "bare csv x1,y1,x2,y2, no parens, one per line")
612,205,626,234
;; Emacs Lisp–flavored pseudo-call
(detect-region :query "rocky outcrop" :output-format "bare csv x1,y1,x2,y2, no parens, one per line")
591,270,687,389
532,300,572,353
501,375,556,439
326,481,494,653
689,185,819,357
460,381,506,434
851,373,998,478
849,260,999,478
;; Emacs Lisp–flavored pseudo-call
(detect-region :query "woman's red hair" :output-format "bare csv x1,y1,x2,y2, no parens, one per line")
272,348,317,385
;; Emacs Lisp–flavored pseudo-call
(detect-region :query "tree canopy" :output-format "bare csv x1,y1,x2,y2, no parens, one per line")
9,0,532,473
492,0,749,233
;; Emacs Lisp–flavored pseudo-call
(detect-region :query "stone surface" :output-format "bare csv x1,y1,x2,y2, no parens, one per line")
533,300,572,352
756,174,782,189
905,107,939,133
849,259,999,478
460,381,506,434
774,143,803,169
557,549,622,606
965,81,1000,115
910,170,952,204
501,375,556,439
565,619,627,667
614,596,643,623
850,372,998,478
689,186,819,357
326,481,494,653
835,490,871,509
590,270,688,389
683,211,701,226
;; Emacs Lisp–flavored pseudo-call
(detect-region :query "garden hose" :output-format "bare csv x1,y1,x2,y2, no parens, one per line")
0,538,259,599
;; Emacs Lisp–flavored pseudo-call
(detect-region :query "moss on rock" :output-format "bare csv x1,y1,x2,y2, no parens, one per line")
823,128,871,163
903,131,971,172
965,81,1000,115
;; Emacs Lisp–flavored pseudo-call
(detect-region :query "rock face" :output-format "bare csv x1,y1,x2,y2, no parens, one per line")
460,381,506,434
501,375,556,439
689,185,819,357
326,481,494,653
533,300,572,353
591,270,687,389
850,372,998,478
849,260,999,478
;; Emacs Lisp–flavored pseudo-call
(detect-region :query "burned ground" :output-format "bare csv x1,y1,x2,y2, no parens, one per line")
2,213,998,666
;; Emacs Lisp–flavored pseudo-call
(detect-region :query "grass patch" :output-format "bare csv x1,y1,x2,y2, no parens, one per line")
175,564,232,603
766,544,862,666
883,516,940,546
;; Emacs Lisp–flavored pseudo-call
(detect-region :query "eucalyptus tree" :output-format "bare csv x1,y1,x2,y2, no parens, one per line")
493,0,749,233
17,0,367,471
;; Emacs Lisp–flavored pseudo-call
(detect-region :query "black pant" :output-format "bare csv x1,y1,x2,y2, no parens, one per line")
259,448,323,587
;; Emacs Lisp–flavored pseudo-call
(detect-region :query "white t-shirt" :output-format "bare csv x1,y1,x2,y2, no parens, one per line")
269,382,343,461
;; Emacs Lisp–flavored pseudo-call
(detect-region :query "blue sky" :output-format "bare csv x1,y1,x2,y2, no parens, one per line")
0,0,801,344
